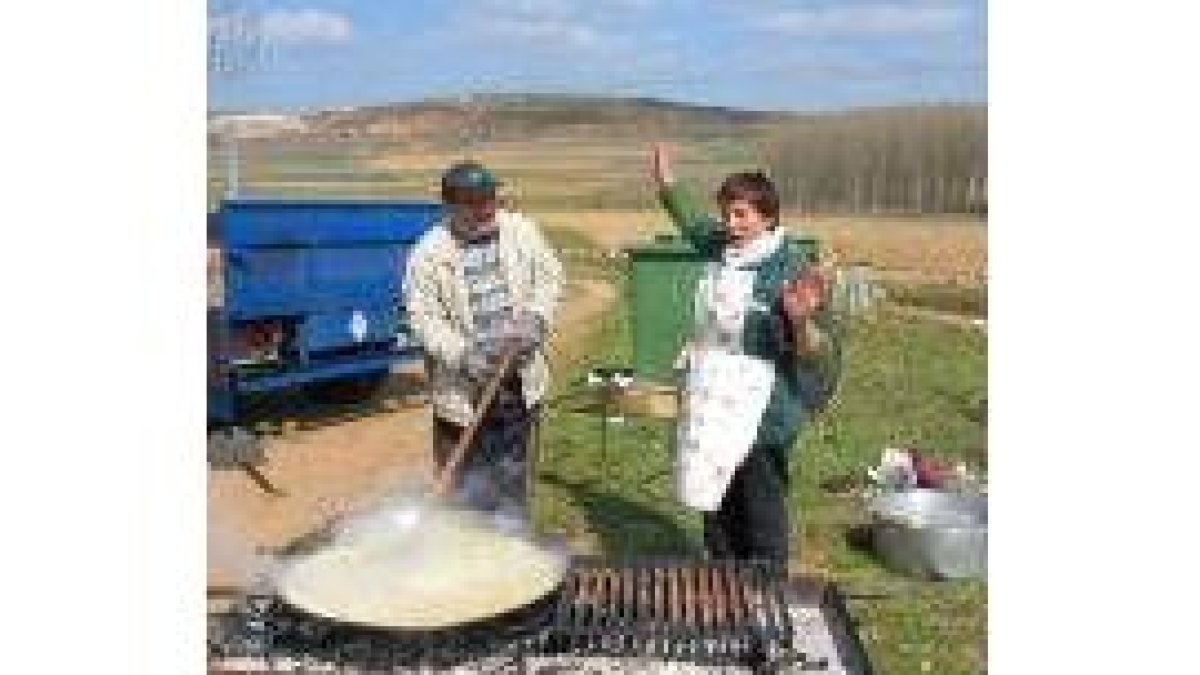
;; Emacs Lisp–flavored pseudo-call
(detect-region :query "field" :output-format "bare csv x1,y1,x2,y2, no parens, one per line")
210,127,986,286
209,133,763,209
536,210,987,283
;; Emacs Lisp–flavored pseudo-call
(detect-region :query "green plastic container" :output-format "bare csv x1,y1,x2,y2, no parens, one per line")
625,233,822,383
626,235,705,382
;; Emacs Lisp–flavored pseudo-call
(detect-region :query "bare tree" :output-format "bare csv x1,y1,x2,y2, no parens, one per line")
765,104,986,215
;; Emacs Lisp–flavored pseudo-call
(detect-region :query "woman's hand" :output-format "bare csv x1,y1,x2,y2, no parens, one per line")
783,273,829,356
780,272,828,324
651,141,675,187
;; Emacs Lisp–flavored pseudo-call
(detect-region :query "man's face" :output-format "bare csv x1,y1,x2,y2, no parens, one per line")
720,198,771,247
449,191,499,234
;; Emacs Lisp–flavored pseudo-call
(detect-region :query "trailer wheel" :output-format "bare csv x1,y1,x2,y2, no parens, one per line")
306,370,391,404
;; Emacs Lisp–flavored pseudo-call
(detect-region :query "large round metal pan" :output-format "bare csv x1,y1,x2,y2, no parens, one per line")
272,509,568,635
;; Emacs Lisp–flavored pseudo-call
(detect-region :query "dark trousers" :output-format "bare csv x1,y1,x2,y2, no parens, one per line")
702,444,791,567
432,375,538,518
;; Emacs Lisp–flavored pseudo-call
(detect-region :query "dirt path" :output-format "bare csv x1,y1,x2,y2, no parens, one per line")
208,275,619,595
207,370,434,595
545,277,619,367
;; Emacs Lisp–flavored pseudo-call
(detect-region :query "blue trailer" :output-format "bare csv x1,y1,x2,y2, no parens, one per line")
207,198,442,461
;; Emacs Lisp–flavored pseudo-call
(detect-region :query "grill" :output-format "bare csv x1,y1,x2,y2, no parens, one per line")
209,558,870,674
549,558,818,669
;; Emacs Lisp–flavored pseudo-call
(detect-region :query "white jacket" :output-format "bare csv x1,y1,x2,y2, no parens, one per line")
403,210,564,426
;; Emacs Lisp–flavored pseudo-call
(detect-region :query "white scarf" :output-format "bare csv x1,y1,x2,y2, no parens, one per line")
721,227,784,270
696,228,784,352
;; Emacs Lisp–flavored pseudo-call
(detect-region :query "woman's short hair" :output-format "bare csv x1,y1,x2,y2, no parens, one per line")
716,171,780,226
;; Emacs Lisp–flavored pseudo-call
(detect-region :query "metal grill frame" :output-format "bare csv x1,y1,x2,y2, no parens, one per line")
546,556,823,669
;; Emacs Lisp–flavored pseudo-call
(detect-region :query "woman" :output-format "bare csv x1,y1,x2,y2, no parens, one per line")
650,142,840,566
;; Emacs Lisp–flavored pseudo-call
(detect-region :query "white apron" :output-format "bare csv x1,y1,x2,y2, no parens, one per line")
676,230,783,512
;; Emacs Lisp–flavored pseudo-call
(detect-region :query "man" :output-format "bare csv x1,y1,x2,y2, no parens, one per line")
404,161,563,520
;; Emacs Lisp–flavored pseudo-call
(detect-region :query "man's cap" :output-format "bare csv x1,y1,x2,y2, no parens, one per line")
441,161,501,198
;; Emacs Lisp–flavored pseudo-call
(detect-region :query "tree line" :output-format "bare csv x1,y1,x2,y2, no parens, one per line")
762,104,986,215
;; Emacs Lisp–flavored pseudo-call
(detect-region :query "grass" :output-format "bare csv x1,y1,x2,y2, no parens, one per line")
534,295,701,554
532,240,988,672
797,314,987,674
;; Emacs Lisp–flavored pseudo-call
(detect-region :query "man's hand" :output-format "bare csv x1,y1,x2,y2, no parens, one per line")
502,311,546,359
651,142,676,187
462,343,499,384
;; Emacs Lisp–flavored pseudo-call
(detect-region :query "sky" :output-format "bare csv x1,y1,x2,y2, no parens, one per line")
208,0,986,113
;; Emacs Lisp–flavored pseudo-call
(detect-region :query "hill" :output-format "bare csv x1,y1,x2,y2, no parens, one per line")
211,93,795,143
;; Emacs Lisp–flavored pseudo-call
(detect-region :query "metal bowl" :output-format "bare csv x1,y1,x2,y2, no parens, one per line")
868,489,987,580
